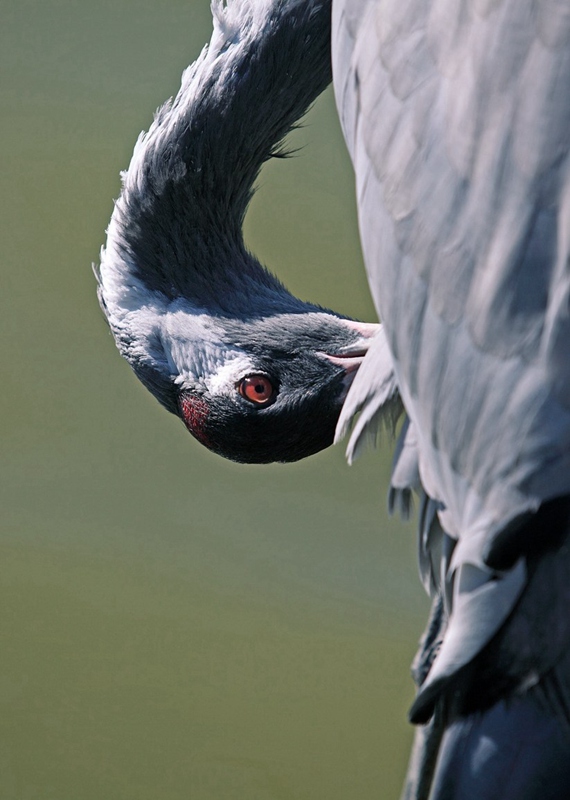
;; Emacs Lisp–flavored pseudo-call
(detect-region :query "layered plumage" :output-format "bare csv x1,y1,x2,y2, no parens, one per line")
99,0,570,797
334,0,570,796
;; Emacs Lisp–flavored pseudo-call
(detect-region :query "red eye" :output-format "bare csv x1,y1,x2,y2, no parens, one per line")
238,375,276,405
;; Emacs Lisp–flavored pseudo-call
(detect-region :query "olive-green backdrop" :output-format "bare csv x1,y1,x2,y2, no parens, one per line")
1,2,427,797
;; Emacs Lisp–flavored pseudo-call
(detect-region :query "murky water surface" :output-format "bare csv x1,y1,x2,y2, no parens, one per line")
1,2,428,797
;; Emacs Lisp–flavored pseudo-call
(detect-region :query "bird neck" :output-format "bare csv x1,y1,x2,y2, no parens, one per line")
106,0,332,307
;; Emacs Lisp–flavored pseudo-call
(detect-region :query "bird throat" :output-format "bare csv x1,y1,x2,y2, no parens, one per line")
179,394,211,447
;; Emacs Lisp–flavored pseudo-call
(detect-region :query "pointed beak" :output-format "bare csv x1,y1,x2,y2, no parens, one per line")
341,320,382,339
318,321,381,387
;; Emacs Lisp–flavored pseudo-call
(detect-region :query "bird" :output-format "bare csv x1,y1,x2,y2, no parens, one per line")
97,1,570,798
96,0,390,465
333,1,570,797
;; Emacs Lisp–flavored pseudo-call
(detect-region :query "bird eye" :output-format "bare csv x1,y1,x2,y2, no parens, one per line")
238,374,276,406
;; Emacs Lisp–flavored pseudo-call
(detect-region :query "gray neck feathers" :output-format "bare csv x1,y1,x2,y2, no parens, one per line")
107,0,332,310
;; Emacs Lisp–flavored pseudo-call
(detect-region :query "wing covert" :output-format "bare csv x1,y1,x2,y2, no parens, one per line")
334,0,570,542
333,0,570,728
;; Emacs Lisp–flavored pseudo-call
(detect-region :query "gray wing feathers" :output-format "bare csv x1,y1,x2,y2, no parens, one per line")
335,0,570,541
388,417,421,520
334,0,570,725
335,325,402,463
411,558,527,720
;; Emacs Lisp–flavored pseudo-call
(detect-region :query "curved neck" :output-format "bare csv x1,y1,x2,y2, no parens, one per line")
107,0,332,306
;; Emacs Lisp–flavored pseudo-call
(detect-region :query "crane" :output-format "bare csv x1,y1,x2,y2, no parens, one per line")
97,0,570,797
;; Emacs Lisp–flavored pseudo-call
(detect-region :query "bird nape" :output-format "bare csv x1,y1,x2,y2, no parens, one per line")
98,1,570,799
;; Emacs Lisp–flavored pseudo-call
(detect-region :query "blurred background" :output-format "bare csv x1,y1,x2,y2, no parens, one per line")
1,1,428,797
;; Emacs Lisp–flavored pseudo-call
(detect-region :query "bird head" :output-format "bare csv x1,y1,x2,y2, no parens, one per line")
172,311,378,463
97,0,378,464
98,248,379,462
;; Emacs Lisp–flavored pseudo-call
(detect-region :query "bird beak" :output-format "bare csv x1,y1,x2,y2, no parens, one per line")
318,320,381,375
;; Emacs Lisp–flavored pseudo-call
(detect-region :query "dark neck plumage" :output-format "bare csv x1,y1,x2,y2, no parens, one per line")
112,0,333,309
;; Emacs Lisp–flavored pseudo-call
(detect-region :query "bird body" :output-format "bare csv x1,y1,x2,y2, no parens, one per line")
334,0,570,531
99,0,570,796
334,0,570,795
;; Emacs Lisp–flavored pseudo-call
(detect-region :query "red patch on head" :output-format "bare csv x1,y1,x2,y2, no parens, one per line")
179,394,211,447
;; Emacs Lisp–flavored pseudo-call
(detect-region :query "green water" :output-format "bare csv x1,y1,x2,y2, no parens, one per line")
1,2,428,797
